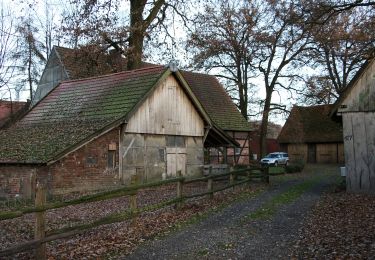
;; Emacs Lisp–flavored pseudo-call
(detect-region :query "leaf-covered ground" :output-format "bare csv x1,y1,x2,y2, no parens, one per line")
292,191,375,259
0,180,263,259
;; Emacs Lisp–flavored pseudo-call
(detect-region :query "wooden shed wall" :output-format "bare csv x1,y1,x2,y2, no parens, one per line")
33,50,68,104
126,75,204,137
342,112,375,194
287,144,308,163
121,75,205,184
316,143,344,164
287,143,344,164
338,59,375,113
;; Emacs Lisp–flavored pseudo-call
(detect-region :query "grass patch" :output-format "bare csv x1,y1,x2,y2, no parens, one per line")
243,178,318,221
269,166,286,175
196,248,210,256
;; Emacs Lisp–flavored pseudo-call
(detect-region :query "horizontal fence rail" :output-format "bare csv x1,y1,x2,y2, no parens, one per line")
0,165,284,258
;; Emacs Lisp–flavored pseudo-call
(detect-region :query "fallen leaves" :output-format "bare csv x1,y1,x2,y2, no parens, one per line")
291,191,375,259
0,181,262,259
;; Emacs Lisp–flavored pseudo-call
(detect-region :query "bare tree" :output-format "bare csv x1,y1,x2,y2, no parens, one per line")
0,5,17,100
301,2,375,105
12,14,46,100
187,1,260,120
63,0,189,70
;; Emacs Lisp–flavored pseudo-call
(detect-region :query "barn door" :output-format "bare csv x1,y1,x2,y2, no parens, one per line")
166,148,186,177
307,144,316,163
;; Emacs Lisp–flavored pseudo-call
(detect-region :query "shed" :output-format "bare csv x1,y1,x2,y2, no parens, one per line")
333,57,375,194
0,66,237,198
33,46,252,165
278,104,344,164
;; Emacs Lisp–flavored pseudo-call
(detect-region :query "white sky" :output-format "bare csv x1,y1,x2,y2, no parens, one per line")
1,0,302,125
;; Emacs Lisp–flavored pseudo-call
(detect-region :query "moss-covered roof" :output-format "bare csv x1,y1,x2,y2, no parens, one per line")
278,104,343,144
0,66,166,163
181,71,249,131
54,47,250,132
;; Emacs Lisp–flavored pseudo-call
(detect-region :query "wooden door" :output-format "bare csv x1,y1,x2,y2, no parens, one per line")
166,148,186,177
307,144,316,163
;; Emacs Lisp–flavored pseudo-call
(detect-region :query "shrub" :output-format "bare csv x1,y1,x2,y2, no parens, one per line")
285,161,305,173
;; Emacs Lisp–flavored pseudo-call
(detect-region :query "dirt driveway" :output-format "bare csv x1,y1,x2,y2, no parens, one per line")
125,165,340,259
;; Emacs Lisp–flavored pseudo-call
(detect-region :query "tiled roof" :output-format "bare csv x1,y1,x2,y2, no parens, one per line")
278,104,343,144
54,47,250,132
181,71,249,131
0,66,166,163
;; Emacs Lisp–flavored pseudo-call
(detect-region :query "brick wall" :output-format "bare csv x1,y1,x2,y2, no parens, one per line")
0,166,40,199
49,128,121,195
0,128,121,199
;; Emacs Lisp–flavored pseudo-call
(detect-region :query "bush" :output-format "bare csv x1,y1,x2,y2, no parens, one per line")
285,162,305,173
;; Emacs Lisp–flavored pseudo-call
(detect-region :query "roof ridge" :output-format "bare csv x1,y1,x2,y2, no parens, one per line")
59,65,165,85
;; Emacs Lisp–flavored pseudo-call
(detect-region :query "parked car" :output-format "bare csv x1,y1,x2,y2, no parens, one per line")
260,152,289,167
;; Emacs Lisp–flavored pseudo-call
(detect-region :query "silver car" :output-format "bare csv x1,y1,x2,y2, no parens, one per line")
260,152,289,167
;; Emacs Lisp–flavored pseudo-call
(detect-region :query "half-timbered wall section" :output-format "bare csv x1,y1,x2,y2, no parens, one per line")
121,75,205,184
338,58,375,194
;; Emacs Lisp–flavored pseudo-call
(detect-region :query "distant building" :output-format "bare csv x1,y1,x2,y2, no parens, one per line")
0,100,29,129
278,104,344,164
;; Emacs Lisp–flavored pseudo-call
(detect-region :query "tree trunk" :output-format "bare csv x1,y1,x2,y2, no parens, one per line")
259,88,272,157
128,0,146,70
28,43,33,101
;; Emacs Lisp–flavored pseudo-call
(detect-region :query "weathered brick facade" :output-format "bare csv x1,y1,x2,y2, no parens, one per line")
49,128,121,195
0,128,120,199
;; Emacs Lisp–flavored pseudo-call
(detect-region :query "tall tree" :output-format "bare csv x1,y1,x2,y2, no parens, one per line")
255,1,314,156
63,0,187,70
187,1,260,120
12,15,46,100
0,4,17,100
301,2,375,104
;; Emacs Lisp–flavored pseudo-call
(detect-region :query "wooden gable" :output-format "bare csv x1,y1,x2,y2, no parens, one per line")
125,74,205,137
338,58,375,113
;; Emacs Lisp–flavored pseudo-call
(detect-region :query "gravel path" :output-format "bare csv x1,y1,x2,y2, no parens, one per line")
125,166,338,260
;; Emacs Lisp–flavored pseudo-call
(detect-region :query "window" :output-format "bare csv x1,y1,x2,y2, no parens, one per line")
166,136,185,147
107,143,117,168
107,150,116,168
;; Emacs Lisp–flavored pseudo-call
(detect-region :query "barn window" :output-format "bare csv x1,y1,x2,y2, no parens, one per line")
107,143,117,168
166,136,185,147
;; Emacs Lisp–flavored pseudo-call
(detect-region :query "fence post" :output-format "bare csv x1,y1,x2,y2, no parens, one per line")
264,167,270,184
207,166,213,199
130,174,138,212
176,170,184,209
229,166,234,190
247,165,252,187
35,182,46,260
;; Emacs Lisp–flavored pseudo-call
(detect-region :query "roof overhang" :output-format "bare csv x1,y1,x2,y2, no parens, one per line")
204,124,240,147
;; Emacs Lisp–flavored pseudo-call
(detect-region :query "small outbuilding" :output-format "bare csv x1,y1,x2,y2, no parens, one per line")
278,104,344,164
333,57,375,194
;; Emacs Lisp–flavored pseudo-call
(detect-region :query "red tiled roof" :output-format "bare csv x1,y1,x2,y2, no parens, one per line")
181,71,249,131
278,104,343,144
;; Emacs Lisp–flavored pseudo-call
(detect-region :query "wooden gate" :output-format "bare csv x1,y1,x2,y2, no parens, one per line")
166,148,186,177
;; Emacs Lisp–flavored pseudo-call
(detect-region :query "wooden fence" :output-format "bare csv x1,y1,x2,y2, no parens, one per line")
0,166,280,258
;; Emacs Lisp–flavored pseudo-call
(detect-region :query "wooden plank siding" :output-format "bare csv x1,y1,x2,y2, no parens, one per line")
126,75,204,137
338,59,375,114
287,143,344,164
121,75,205,184
343,112,375,194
